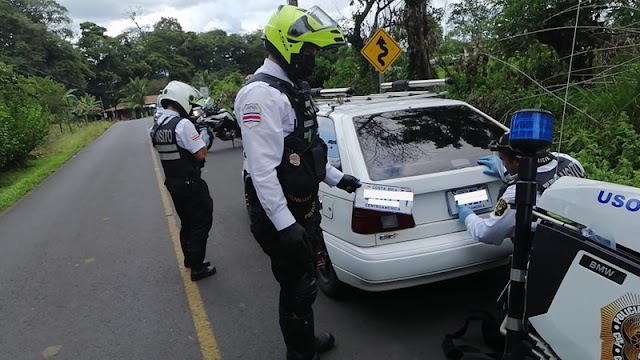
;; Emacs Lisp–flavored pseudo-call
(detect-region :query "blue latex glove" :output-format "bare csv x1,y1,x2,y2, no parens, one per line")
457,204,475,223
200,130,210,146
477,155,502,178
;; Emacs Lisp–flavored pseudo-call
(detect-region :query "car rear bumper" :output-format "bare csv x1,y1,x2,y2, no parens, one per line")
324,230,513,292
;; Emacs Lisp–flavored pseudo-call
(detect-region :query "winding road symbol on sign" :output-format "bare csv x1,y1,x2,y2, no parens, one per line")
376,36,389,66
361,28,402,74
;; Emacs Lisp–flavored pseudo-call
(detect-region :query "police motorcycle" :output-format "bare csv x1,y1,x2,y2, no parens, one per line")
193,97,241,148
443,110,640,360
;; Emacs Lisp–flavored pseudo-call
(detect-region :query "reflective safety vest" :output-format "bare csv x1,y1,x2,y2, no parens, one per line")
151,116,202,179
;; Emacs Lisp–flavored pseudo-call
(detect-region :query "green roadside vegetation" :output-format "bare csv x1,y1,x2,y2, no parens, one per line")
0,121,111,213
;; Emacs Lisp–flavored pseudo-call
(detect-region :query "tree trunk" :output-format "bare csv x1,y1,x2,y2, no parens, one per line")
404,0,435,79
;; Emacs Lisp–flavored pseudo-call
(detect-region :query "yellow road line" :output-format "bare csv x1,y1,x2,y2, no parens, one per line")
148,132,221,360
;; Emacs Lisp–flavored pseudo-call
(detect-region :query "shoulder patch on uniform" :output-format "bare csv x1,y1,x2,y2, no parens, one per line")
189,129,200,142
242,103,262,129
494,198,508,217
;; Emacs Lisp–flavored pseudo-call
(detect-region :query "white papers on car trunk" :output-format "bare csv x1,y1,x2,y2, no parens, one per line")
354,182,414,215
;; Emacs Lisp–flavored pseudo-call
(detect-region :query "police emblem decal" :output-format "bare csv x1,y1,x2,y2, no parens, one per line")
289,153,301,167
600,292,640,360
242,103,262,128
494,198,508,217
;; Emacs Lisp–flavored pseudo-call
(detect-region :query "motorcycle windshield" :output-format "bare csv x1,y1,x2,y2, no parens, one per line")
202,97,214,111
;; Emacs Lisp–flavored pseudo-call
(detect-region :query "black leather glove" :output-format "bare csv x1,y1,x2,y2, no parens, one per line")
276,222,311,258
337,174,361,193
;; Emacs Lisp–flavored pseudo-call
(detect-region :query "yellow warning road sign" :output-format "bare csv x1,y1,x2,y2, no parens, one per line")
360,28,403,74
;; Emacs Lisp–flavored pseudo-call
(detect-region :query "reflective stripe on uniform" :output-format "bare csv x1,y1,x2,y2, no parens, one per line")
155,144,179,152
159,152,181,160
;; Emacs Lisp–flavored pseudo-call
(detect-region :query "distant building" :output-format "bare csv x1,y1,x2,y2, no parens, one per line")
102,94,160,120
144,95,160,115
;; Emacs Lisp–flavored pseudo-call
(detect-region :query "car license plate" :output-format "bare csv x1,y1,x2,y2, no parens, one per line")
354,182,414,215
446,185,493,216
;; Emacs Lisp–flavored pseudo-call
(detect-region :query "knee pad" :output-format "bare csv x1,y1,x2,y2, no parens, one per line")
292,272,317,317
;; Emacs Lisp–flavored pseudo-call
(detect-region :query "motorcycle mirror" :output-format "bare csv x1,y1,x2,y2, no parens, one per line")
191,107,204,119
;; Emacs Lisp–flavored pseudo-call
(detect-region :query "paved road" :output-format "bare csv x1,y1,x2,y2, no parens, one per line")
0,119,508,360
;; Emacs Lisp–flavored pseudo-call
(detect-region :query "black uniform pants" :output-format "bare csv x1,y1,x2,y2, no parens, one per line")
245,177,323,359
165,177,213,268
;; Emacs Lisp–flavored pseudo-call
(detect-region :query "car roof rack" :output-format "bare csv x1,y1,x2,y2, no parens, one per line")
380,78,453,91
311,78,453,106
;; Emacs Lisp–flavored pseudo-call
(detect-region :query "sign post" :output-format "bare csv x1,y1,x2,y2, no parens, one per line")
361,28,403,76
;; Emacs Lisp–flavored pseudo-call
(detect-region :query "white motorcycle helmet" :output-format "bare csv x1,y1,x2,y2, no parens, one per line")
158,80,203,116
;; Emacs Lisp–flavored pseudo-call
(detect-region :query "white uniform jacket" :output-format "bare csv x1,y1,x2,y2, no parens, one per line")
464,152,585,246
234,58,344,231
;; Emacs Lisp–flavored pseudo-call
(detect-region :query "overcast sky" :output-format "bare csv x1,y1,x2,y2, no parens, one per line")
57,0,457,37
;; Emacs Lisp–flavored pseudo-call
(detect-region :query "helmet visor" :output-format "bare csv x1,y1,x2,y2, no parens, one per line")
288,6,339,37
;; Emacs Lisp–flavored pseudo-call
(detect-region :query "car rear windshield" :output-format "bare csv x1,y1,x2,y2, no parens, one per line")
353,105,504,181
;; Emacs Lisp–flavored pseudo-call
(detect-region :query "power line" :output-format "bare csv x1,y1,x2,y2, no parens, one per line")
482,52,603,126
555,0,582,172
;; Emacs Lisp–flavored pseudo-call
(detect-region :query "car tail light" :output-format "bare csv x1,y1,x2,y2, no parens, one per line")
351,207,416,234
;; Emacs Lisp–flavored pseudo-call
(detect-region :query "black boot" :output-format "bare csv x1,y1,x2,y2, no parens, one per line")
315,332,335,354
184,259,211,269
279,313,317,360
190,263,216,281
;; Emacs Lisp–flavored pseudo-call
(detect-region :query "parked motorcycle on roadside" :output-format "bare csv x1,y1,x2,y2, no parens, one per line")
192,98,241,149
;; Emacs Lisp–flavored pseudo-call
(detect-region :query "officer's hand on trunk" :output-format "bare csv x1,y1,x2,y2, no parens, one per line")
337,175,361,193
277,222,312,258
478,155,503,178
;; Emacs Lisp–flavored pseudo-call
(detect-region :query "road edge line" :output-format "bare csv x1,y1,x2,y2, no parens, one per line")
148,126,221,360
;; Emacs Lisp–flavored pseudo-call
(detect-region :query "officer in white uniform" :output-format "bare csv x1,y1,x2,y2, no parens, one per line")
234,5,360,360
236,59,349,230
458,131,586,246
150,80,216,281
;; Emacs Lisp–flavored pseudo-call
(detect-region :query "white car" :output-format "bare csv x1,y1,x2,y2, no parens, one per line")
244,86,514,297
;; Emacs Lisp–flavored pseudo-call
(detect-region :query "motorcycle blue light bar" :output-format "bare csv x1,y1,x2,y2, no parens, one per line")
509,109,554,152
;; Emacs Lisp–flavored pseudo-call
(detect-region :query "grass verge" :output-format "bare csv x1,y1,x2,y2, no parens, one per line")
0,121,112,213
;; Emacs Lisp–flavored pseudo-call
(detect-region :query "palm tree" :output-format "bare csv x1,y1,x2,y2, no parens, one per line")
118,77,149,118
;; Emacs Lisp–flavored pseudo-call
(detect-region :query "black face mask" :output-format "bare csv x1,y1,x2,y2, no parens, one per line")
288,54,316,82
